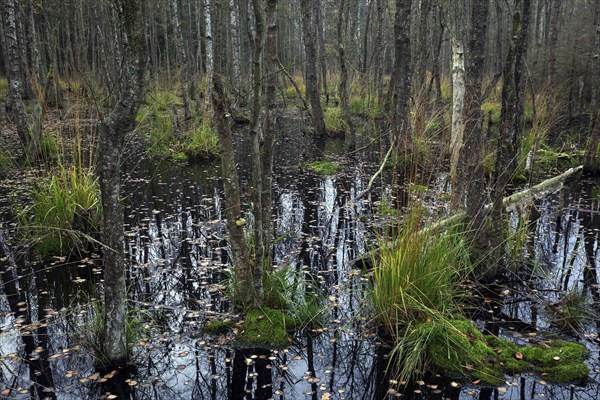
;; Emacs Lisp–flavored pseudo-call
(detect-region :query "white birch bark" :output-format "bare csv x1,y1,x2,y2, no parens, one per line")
230,0,242,90
450,38,465,188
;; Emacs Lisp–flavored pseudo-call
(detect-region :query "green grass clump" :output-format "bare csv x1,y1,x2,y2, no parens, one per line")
372,226,472,328
304,161,341,175
183,120,219,160
323,107,346,134
16,165,101,259
263,266,326,331
237,308,296,348
349,95,382,118
371,224,474,382
40,130,61,162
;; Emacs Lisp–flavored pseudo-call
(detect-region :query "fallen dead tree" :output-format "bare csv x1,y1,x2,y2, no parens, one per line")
352,165,584,269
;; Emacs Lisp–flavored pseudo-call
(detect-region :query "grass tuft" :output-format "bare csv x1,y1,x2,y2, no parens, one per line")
15,165,101,259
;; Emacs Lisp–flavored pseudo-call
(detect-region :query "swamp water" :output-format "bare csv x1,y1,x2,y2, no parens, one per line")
1,133,600,399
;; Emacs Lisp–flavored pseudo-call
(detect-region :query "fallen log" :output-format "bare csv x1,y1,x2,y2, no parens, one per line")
351,165,583,269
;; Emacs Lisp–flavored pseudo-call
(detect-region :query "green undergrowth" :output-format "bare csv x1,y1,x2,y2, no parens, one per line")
323,107,346,134
138,90,219,162
304,161,341,175
206,266,326,347
14,165,101,260
425,318,589,385
237,308,296,348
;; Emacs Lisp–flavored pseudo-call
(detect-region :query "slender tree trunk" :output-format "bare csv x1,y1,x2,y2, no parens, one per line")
4,0,36,161
204,0,214,119
489,0,532,274
415,0,431,87
230,0,242,90
390,0,412,148
547,0,561,85
99,0,146,367
338,0,355,152
170,0,192,121
454,0,490,272
250,0,266,279
260,0,279,272
373,0,385,99
450,39,465,191
211,0,257,307
299,0,326,136
316,0,328,105
584,2,600,174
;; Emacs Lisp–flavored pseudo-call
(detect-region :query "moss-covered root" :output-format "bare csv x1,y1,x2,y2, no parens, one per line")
237,308,296,348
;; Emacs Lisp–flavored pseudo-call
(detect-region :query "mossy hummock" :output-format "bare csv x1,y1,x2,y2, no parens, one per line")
427,319,589,385
237,308,296,348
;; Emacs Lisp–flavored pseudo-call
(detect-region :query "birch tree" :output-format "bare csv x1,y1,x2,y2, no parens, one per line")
4,0,38,162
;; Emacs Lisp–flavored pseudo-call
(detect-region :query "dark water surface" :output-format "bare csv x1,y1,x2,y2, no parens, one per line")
1,132,600,399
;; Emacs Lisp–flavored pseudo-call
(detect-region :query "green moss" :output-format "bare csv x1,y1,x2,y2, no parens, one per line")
237,308,296,348
304,161,341,175
426,319,589,385
172,152,189,163
427,319,504,386
204,320,234,334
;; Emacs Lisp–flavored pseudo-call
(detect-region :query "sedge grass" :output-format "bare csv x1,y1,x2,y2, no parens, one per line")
371,223,474,381
16,165,101,259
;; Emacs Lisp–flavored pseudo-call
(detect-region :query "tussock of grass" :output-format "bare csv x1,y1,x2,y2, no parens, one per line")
323,107,346,134
15,165,101,259
371,224,473,382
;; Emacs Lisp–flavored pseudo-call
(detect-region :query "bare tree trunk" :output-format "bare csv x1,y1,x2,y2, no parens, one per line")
494,0,531,189
250,0,266,278
489,0,532,276
260,0,279,273
584,1,600,174
170,0,192,121
230,0,242,90
454,0,490,272
211,0,258,308
316,0,328,105
99,0,146,368
4,0,37,162
450,39,465,189
338,0,355,152
204,0,214,119
390,0,412,147
373,0,385,99
547,0,561,85
299,0,326,136
414,0,431,87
